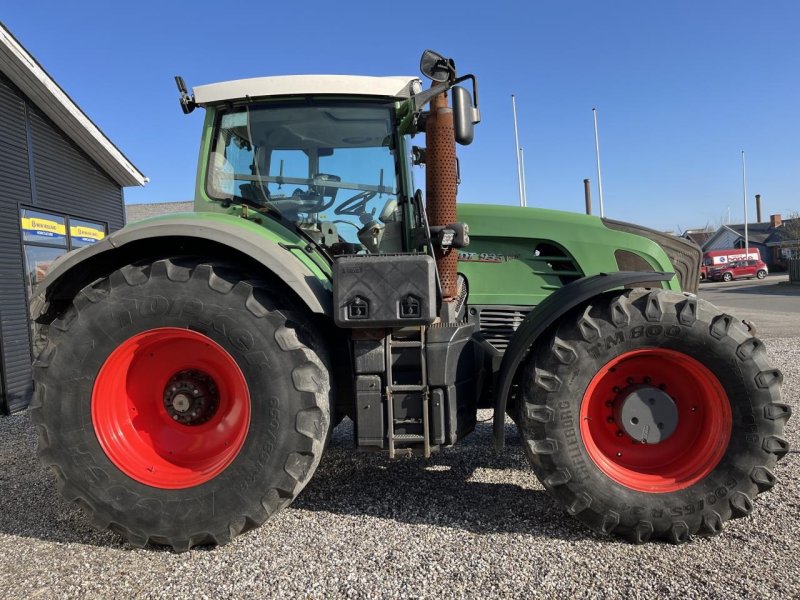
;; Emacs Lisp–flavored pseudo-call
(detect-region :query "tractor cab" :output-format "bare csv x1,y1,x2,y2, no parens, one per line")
198,83,415,254
183,53,480,259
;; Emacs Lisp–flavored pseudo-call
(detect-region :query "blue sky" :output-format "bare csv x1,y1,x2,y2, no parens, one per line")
3,1,799,232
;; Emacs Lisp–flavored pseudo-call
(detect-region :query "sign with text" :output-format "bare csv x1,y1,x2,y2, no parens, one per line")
20,209,67,247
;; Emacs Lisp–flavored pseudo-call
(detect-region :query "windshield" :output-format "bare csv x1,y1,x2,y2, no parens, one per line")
207,102,401,250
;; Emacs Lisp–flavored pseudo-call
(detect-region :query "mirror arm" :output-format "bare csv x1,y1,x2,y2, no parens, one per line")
453,74,479,108
411,81,451,113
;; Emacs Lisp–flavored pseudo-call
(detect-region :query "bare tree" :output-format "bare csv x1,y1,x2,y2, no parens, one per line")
782,211,800,260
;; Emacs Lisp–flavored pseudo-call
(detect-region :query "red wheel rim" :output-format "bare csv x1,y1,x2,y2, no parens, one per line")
580,348,731,493
92,328,250,489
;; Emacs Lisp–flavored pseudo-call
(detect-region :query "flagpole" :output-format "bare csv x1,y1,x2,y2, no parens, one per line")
742,151,749,256
593,108,605,218
512,95,524,207
520,146,527,207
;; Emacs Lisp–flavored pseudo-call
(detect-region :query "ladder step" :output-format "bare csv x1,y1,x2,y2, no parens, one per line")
393,418,423,425
391,340,422,348
392,434,425,442
391,384,424,392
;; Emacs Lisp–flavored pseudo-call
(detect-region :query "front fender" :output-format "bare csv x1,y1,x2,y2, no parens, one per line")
31,213,332,321
492,271,675,450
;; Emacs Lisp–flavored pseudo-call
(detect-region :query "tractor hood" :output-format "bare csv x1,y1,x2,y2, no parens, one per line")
454,204,697,307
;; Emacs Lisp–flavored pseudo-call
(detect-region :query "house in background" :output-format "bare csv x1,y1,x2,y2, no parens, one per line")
702,214,799,270
681,228,714,248
125,200,193,223
0,22,146,413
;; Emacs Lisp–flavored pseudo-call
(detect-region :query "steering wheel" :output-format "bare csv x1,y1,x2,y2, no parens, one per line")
290,188,335,213
334,190,378,216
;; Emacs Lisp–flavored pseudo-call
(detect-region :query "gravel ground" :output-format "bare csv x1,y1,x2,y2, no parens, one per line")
0,337,796,600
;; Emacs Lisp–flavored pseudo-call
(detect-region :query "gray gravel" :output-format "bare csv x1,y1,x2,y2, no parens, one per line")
0,337,797,600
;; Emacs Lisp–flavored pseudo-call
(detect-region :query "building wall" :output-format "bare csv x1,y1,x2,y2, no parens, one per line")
0,72,125,413
704,229,740,251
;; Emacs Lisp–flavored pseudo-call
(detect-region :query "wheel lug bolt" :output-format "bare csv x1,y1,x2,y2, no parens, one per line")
627,377,634,385
616,451,623,457
659,384,667,390
644,377,651,384
605,401,613,408
607,416,614,423
613,387,621,393
616,431,624,437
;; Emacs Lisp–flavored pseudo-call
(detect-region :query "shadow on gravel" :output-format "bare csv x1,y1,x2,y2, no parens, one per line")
294,419,590,541
0,414,592,548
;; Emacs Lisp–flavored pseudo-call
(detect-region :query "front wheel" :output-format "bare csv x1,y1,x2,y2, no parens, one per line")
30,259,331,551
722,272,733,282
519,289,790,543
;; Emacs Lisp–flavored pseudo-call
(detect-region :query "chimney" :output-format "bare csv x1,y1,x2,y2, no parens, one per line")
770,214,782,228
755,194,762,222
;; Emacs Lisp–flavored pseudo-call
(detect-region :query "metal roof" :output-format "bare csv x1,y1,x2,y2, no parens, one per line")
193,75,422,106
0,22,146,187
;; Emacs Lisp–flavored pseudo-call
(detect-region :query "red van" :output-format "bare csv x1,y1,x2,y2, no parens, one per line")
708,259,769,282
700,248,761,281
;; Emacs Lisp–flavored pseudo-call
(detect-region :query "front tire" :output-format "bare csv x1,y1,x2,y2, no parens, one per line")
722,272,733,282
519,289,790,543
30,259,331,551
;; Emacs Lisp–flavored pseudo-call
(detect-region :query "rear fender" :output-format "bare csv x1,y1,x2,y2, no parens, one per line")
492,271,675,450
31,214,332,322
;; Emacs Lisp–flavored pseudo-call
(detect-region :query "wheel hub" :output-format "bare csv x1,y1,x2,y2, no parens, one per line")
163,369,220,426
616,385,678,444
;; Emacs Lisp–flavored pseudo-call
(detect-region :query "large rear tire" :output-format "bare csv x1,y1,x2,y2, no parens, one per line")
30,259,331,551
519,289,790,543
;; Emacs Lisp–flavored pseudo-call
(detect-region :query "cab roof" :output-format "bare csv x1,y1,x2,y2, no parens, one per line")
193,75,422,106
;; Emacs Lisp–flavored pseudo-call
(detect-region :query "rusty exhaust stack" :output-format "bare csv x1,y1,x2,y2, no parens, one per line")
756,194,762,223
425,90,459,301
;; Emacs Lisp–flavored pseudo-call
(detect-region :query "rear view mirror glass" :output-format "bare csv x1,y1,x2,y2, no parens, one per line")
420,50,452,82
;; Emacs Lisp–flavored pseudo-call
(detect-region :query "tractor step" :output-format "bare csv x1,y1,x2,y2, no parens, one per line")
392,434,426,442
386,329,431,458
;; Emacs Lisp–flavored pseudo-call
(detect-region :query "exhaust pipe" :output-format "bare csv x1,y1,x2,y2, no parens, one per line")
425,90,459,301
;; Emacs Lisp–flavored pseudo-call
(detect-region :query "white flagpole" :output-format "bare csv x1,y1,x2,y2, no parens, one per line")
742,151,749,256
512,95,524,207
593,108,605,218
520,146,528,207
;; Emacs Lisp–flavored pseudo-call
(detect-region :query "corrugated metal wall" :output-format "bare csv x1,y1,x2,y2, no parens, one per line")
30,107,124,229
0,73,124,413
0,75,34,413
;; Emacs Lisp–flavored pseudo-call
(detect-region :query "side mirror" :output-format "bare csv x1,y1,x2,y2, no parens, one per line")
420,49,454,82
452,86,481,145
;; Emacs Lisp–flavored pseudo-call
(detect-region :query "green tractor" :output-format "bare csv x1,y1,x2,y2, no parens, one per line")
29,51,789,550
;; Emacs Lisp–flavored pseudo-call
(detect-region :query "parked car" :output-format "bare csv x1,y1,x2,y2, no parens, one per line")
701,248,762,281
709,259,768,282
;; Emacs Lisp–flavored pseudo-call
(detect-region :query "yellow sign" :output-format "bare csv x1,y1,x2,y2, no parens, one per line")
70,224,105,241
21,217,66,236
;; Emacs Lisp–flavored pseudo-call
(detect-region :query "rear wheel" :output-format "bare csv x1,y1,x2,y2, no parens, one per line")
757,270,767,279
30,259,331,551
519,289,790,543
